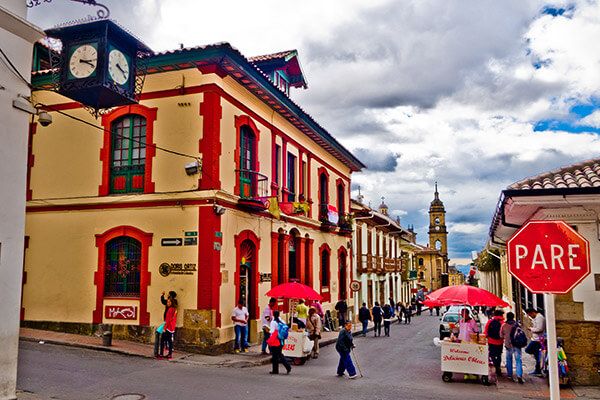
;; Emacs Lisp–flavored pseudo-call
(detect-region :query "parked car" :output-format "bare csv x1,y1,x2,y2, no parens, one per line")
439,312,460,339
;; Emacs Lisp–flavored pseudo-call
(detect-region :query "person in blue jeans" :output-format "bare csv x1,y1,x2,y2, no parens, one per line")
358,303,371,337
501,312,523,384
231,299,249,352
336,321,358,379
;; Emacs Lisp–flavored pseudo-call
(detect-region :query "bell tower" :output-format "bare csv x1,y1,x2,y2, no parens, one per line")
428,182,447,255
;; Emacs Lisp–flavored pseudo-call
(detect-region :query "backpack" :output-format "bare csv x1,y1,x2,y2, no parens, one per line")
510,324,528,349
487,319,502,340
277,322,289,341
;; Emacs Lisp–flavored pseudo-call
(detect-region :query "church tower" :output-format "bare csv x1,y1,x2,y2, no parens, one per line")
428,182,448,256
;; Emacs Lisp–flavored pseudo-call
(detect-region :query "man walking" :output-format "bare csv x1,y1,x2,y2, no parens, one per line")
336,321,358,379
261,297,276,355
372,302,383,336
335,298,348,329
485,309,505,376
358,303,371,336
525,308,546,375
231,299,249,353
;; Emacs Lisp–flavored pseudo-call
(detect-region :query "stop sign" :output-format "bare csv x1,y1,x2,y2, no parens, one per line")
507,220,591,294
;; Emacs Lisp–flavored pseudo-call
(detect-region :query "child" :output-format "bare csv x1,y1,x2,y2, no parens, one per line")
160,297,177,359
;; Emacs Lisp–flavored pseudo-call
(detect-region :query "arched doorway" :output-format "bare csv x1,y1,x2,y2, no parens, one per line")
288,229,300,281
238,239,257,320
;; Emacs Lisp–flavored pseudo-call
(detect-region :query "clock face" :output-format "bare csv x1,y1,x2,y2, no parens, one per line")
435,225,441,231
69,44,98,79
434,217,440,224
108,48,130,85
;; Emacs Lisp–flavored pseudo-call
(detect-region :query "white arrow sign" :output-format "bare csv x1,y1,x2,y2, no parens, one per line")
161,238,183,246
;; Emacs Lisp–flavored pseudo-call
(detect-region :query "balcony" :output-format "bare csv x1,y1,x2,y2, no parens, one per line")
337,213,353,236
383,257,402,273
236,169,269,211
318,203,338,232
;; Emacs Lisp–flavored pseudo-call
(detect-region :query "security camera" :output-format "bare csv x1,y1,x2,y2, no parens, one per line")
185,160,200,176
37,111,52,127
213,205,226,215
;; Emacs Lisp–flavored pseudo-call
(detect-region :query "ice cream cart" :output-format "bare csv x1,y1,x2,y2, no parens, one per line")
440,340,490,385
282,330,314,365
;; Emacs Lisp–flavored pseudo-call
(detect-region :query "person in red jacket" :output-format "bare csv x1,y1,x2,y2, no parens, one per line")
160,297,178,359
485,309,505,376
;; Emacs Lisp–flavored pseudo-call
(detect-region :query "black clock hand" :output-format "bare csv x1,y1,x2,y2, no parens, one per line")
79,59,96,67
116,63,127,76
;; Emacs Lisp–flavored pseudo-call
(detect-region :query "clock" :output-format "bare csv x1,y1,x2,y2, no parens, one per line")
434,217,440,224
435,226,441,231
108,48,130,85
68,44,98,79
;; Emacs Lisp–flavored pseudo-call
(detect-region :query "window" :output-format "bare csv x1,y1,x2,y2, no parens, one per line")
321,249,330,287
104,236,141,297
300,160,307,198
319,173,328,204
337,183,345,215
435,240,442,251
239,125,257,199
110,115,146,194
418,258,424,266
274,144,281,185
286,153,296,202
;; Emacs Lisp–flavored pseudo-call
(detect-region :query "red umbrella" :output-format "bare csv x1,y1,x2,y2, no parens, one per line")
266,282,322,301
423,285,508,307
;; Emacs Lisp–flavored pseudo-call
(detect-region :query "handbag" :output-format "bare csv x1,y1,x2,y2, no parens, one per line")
266,329,281,347
156,322,165,334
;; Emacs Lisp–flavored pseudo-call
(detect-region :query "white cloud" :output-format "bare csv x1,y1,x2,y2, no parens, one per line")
579,110,600,128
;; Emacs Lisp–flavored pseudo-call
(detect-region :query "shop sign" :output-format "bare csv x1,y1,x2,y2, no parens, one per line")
159,262,197,277
260,273,272,283
184,237,197,246
440,342,488,376
185,231,198,237
104,305,137,320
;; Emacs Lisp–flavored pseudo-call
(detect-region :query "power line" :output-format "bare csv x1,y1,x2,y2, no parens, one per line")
38,102,201,161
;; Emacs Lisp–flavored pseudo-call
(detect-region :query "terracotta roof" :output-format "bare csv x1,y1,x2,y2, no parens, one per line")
248,50,296,63
507,158,600,190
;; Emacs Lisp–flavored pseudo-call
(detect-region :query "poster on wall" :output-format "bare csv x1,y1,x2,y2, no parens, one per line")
327,205,339,224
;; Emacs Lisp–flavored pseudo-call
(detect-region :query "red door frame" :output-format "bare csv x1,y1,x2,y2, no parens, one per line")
234,230,261,319
93,226,153,325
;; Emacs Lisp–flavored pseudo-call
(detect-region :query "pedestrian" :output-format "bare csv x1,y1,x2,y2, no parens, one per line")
358,302,371,336
261,297,276,355
403,303,412,324
295,299,309,328
159,296,177,359
336,321,358,379
306,307,322,359
267,310,291,374
372,302,383,336
435,306,440,316
388,297,395,317
416,287,425,316
501,312,524,384
485,309,505,376
524,308,546,376
335,298,348,329
382,303,393,337
396,302,404,324
231,299,249,353
154,290,176,357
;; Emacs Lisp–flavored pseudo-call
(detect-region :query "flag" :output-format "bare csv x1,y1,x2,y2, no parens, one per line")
267,196,280,219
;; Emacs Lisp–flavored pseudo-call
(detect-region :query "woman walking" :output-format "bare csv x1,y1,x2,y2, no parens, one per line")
267,310,291,374
306,307,322,359
382,303,393,337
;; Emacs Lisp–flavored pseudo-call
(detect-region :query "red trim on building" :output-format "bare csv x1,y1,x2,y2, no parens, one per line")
199,90,223,190
297,237,306,284
99,105,158,196
93,226,153,326
281,140,288,200
26,123,36,201
338,246,347,301
270,232,279,288
197,206,222,327
336,178,345,215
319,243,331,303
198,64,228,78
307,156,312,218
305,238,314,287
234,230,261,319
233,115,260,196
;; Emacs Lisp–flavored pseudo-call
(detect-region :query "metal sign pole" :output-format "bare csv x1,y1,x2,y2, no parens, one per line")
545,293,560,400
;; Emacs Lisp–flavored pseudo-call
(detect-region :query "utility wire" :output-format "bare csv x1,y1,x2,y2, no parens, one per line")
38,102,201,161
0,45,200,161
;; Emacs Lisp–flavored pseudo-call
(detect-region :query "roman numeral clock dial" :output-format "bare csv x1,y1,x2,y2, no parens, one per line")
108,49,130,85
69,44,98,79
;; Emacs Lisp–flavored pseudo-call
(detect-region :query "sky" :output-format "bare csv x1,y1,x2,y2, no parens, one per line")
28,0,600,266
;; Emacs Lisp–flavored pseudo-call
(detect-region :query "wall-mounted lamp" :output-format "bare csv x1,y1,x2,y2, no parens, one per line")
213,205,226,215
185,160,201,176
12,97,53,126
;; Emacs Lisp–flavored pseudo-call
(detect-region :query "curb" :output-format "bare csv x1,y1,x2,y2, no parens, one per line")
20,336,156,359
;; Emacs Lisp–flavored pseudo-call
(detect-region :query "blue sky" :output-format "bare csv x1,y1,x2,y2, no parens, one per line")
28,0,600,266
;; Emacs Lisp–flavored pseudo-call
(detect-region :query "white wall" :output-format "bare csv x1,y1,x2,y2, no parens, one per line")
0,2,43,399
572,222,600,322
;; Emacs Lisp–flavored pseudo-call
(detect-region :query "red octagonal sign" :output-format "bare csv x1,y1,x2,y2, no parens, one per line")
507,220,591,294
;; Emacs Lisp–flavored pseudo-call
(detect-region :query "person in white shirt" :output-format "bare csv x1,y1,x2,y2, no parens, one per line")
525,308,546,375
231,299,249,353
261,298,276,354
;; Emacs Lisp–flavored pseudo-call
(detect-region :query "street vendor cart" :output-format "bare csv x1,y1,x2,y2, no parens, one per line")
440,340,490,385
282,330,314,365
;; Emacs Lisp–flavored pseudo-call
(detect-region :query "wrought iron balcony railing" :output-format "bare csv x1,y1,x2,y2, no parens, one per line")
236,169,269,210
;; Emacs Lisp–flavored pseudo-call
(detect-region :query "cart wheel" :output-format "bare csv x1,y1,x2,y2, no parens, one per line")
292,357,306,366
481,375,489,386
442,372,453,382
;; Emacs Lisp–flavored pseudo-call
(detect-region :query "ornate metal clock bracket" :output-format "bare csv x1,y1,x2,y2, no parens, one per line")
27,0,110,22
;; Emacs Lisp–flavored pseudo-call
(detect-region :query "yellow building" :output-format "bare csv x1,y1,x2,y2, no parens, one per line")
24,24,364,352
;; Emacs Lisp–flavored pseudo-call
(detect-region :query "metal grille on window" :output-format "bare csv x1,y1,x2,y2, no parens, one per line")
110,115,146,193
104,236,141,297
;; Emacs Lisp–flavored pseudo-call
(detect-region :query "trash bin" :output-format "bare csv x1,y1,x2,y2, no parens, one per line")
102,325,113,347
